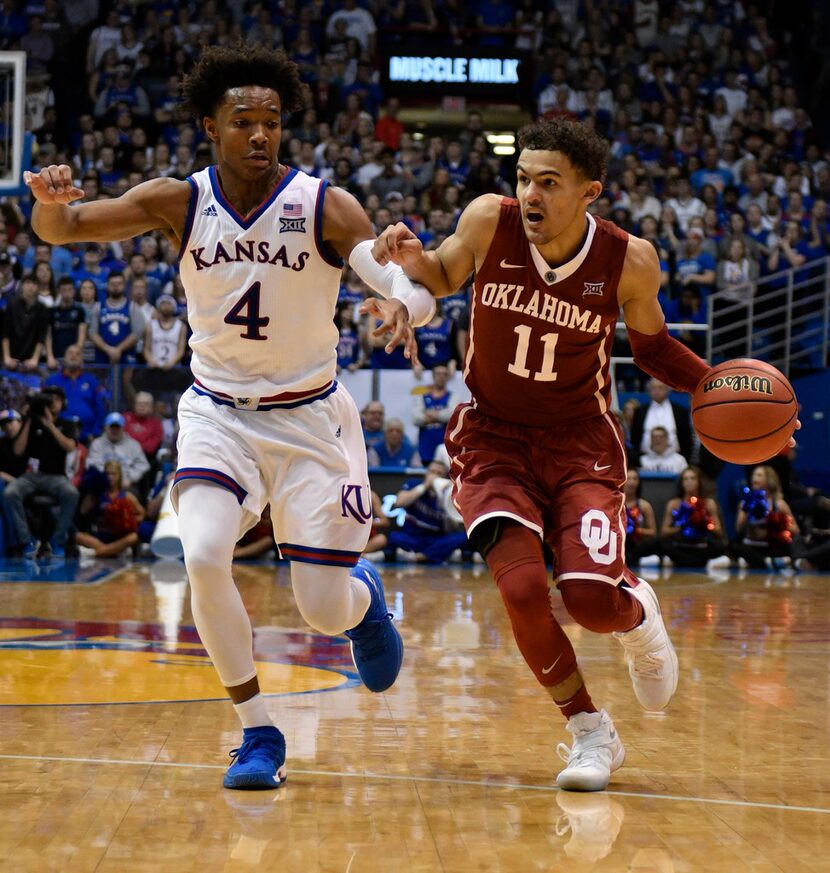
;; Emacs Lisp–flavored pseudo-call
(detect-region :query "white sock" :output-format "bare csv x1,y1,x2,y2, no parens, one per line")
233,693,273,729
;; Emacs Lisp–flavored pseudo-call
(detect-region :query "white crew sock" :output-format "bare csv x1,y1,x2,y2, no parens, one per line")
233,693,273,729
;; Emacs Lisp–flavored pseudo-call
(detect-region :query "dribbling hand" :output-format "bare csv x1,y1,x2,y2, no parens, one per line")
24,165,85,205
372,223,425,269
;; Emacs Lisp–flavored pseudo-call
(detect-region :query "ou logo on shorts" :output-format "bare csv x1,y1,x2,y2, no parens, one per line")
580,509,618,565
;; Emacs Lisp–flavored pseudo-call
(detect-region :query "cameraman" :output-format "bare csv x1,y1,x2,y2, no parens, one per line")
5,389,79,558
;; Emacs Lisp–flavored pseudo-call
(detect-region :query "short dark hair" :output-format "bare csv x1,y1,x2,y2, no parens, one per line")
182,43,304,121
517,119,608,183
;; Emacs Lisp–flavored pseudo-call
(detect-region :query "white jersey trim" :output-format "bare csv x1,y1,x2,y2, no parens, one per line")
467,510,544,539
555,570,623,586
530,213,597,285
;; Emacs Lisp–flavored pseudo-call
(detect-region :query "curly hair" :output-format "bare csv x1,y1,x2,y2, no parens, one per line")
181,43,305,121
517,118,608,183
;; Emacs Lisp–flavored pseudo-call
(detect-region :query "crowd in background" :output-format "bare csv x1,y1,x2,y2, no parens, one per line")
1,0,829,563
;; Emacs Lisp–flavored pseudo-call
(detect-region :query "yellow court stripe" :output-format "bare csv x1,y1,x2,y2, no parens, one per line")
0,649,347,704
0,628,62,640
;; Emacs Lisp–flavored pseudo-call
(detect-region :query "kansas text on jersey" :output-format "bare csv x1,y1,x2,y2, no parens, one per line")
178,165,344,398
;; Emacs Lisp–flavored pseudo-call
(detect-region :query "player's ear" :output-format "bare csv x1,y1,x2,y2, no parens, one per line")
584,180,603,204
203,117,218,143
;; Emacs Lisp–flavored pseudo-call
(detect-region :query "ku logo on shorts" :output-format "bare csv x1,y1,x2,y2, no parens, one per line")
341,484,372,524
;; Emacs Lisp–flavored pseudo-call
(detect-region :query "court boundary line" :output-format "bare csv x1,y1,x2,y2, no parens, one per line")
0,752,827,815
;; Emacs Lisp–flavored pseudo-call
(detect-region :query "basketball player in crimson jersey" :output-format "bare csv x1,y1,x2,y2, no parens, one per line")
25,45,439,791
373,119,712,791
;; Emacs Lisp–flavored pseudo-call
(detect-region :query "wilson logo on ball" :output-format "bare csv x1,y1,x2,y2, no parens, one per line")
702,375,773,395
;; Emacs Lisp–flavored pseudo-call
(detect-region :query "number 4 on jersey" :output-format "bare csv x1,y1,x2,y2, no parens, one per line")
224,281,269,340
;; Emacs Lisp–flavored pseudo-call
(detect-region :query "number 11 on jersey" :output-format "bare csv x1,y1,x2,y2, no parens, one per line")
507,324,559,381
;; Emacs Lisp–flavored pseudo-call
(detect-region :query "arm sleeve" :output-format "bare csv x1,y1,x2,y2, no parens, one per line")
627,323,711,394
412,393,427,427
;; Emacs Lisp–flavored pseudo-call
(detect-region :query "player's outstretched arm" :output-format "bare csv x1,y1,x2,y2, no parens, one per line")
25,164,189,246
372,193,501,297
618,235,711,394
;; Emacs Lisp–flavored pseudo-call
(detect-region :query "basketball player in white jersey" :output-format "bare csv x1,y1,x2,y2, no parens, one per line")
25,45,437,790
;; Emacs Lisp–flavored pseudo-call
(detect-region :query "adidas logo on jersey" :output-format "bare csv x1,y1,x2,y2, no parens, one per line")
201,204,218,217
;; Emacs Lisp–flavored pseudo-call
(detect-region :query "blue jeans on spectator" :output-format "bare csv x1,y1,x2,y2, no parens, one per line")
0,479,16,553
4,473,79,547
387,528,469,563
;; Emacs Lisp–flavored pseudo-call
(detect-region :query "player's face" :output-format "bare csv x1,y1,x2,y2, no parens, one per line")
515,150,600,246
207,86,283,181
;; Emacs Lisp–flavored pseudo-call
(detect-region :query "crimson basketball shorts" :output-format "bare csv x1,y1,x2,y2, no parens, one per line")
445,403,636,586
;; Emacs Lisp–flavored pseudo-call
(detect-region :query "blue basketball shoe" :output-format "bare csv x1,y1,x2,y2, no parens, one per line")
223,725,287,790
345,558,404,692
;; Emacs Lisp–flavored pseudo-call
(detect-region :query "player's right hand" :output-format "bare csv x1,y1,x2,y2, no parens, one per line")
372,222,424,269
24,165,85,205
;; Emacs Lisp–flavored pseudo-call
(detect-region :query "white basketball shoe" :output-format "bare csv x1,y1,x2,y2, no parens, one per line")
556,709,625,792
614,578,679,711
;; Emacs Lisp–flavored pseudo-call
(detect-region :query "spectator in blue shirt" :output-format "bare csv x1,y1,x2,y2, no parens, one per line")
412,364,456,464
46,277,88,368
364,460,469,563
675,232,717,299
362,401,386,453
691,146,734,196
664,287,708,357
71,243,110,298
415,305,456,372
44,344,108,441
367,418,420,469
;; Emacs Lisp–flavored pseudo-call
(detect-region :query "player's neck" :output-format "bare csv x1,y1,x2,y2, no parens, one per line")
533,213,589,269
217,162,286,216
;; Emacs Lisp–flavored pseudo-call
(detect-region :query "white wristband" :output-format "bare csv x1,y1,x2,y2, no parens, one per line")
349,239,436,327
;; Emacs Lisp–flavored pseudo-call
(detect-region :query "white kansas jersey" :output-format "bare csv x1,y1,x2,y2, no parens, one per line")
148,318,184,366
178,166,344,397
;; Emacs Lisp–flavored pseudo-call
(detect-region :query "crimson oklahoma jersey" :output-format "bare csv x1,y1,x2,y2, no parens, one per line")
465,199,629,427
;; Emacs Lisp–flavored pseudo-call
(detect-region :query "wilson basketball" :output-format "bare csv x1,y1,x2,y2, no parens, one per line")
691,359,797,465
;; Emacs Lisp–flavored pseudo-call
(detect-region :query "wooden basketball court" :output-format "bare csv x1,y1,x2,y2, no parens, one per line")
0,558,828,872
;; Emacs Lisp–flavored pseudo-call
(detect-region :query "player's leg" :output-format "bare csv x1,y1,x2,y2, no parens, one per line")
549,422,678,713
475,517,595,717
3,473,38,555
474,516,624,792
445,404,622,791
274,386,402,692
178,481,286,789
290,559,402,692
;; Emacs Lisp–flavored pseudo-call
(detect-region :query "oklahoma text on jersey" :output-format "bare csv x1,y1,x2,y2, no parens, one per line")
464,200,629,427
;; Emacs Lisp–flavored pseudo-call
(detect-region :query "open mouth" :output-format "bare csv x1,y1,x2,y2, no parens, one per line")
526,211,544,224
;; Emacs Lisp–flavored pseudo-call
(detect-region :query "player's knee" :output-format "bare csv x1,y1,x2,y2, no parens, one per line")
495,560,550,618
292,565,353,636
558,578,631,634
294,584,345,635
182,538,233,588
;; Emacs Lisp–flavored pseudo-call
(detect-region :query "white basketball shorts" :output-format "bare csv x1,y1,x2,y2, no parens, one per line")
172,381,372,567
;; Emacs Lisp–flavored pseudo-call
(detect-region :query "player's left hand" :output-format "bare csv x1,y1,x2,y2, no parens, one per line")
360,297,420,367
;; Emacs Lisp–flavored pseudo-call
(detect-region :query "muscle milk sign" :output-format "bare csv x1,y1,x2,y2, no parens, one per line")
389,55,520,86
